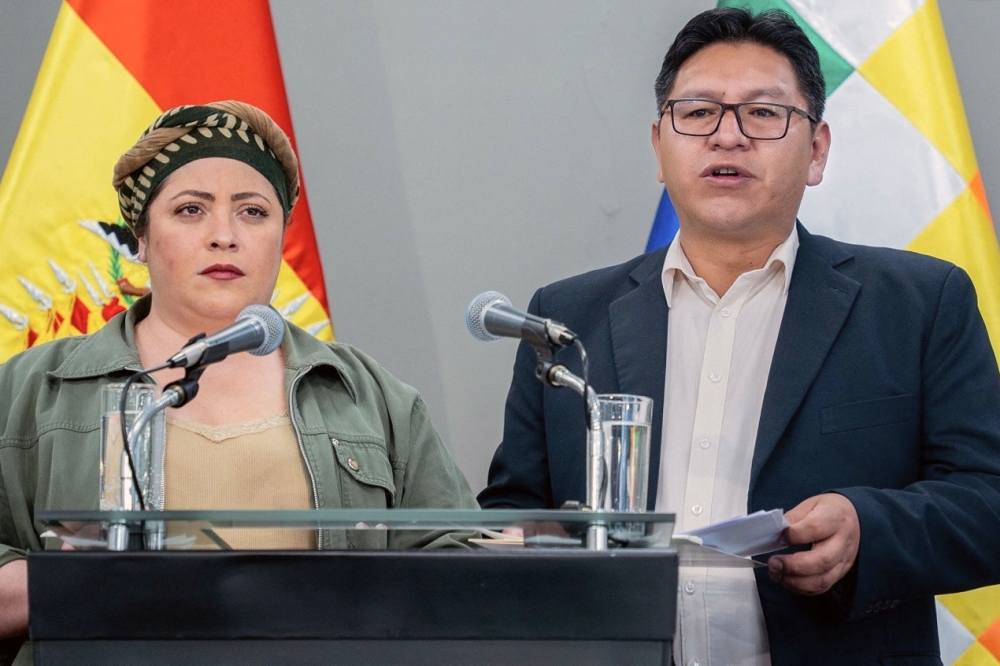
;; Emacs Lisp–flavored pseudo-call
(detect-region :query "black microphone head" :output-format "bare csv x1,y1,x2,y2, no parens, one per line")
238,305,285,356
466,291,512,342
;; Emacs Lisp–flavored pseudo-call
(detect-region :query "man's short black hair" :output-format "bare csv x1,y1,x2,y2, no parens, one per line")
655,7,826,122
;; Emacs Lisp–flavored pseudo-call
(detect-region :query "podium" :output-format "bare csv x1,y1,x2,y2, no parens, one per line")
31,509,678,666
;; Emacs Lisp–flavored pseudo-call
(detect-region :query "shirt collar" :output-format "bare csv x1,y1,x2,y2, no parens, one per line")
661,225,799,307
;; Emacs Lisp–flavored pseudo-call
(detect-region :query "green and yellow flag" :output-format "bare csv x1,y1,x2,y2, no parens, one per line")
718,1,1000,664
0,0,332,361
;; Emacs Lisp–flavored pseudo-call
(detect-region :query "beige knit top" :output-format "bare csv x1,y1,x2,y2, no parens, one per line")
163,413,316,550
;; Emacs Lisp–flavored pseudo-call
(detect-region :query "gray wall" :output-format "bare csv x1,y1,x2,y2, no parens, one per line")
1,1,998,493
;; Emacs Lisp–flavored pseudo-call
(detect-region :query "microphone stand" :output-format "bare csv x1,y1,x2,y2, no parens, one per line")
109,338,210,552
528,331,607,552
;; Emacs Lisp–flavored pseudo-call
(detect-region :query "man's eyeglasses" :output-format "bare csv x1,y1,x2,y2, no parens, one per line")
661,98,818,140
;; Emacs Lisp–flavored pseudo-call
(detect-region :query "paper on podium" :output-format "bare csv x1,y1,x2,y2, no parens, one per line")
672,509,789,559
465,511,790,566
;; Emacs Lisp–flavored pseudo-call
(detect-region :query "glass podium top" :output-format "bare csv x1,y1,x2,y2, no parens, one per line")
39,508,674,530
37,509,759,566
37,509,678,552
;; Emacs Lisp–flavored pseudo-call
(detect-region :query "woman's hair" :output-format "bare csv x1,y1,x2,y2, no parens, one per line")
113,101,300,237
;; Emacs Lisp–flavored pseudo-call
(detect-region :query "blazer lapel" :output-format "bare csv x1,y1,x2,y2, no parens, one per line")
608,248,669,509
750,226,860,492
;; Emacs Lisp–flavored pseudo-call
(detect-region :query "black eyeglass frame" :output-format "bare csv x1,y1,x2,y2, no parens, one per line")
661,98,819,140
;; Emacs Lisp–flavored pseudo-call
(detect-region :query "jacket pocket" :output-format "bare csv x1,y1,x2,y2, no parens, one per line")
332,437,397,508
821,394,917,435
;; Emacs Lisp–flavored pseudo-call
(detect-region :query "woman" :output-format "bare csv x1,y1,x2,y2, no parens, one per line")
0,101,477,658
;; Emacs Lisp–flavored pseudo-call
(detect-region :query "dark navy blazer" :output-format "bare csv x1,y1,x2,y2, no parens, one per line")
478,224,1000,666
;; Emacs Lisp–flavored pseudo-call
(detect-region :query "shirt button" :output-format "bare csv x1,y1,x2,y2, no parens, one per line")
690,662,701,666
331,437,340,446
691,505,703,515
709,372,721,383
720,308,731,317
684,581,696,594
348,458,360,472
698,438,711,449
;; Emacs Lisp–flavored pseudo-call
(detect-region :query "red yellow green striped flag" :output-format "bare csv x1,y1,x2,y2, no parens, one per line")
717,1,1000,664
0,0,332,361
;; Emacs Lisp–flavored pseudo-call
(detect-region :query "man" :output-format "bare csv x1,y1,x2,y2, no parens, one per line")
478,8,1000,666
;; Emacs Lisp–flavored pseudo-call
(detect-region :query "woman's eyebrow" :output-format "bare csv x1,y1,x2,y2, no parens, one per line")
232,191,271,202
169,189,214,201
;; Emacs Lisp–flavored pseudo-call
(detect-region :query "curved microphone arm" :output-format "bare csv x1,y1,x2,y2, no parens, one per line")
126,358,209,446
126,390,181,446
546,365,599,427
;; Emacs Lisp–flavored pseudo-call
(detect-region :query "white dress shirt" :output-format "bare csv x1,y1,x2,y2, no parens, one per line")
655,227,799,666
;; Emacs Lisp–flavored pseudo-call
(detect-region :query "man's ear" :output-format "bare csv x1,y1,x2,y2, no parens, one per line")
807,121,831,187
651,121,666,184
137,234,147,263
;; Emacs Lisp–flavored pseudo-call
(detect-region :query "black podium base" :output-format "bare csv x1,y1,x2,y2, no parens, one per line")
29,549,677,666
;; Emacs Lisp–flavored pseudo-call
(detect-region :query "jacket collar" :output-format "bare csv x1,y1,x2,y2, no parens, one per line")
281,322,359,403
49,296,148,380
49,295,358,403
750,222,859,494
609,223,858,507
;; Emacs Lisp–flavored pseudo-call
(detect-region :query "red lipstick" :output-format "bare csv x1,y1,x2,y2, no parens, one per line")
200,264,245,280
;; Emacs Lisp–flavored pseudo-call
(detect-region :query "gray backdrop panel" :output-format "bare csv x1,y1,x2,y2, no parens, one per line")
0,1,997,493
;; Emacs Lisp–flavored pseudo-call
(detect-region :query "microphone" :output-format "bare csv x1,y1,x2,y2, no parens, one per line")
466,291,577,347
167,304,285,369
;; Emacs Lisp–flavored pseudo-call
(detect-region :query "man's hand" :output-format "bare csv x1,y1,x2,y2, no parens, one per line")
767,493,860,595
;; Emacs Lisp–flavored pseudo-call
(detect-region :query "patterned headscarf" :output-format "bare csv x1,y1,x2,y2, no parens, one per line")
113,101,300,234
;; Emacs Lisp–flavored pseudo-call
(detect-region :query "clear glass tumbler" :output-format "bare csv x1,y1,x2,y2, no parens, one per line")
597,394,653,542
100,383,167,549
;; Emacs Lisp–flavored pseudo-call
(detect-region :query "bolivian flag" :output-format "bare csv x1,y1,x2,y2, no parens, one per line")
711,2,999,665
0,0,332,361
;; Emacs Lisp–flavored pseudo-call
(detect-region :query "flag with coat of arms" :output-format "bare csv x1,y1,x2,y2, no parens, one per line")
0,0,332,362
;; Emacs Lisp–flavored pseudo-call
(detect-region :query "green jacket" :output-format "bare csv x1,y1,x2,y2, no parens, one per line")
0,298,477,662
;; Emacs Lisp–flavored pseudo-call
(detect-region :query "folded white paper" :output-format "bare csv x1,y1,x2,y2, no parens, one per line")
674,509,789,557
